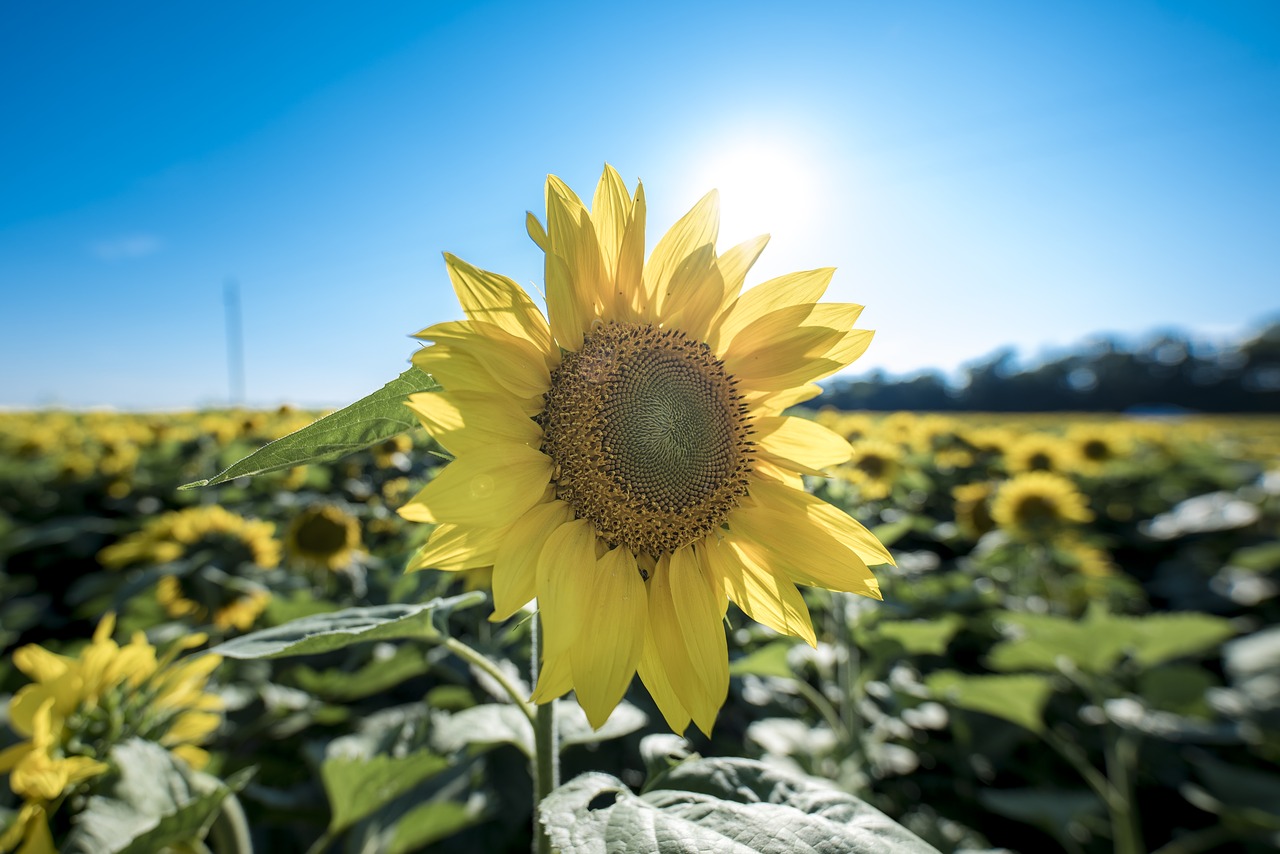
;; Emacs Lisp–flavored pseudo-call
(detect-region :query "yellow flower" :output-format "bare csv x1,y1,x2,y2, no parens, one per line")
1066,424,1130,475
98,505,280,570
839,438,903,501
398,167,890,734
1006,433,1076,475
285,504,362,570
990,472,1094,541
952,481,997,540
156,576,271,631
0,801,55,854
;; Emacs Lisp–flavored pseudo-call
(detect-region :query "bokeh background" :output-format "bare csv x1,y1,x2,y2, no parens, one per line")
3,0,1277,409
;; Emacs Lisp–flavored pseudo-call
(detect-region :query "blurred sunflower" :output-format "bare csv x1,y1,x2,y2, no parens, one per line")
841,438,903,501
156,576,271,631
285,504,362,570
0,616,222,852
1066,424,1129,474
952,481,997,540
399,166,890,733
991,471,1094,541
1006,433,1076,475
98,505,280,571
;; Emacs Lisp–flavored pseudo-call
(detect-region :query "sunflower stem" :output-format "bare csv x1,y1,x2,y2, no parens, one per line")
440,636,535,725
531,613,558,854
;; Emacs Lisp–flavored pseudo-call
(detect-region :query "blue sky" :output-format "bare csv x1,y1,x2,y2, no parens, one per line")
2,0,1277,409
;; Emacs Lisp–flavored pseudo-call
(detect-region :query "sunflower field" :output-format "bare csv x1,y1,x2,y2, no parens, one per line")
1,404,1277,853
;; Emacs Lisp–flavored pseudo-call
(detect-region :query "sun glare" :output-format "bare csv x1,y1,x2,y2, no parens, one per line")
689,139,818,247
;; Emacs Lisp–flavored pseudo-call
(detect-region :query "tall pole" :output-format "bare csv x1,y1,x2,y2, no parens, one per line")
224,278,245,406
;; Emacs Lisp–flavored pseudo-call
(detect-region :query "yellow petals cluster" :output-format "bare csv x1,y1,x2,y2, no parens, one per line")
0,616,223,853
98,505,281,570
398,167,891,734
991,471,1095,541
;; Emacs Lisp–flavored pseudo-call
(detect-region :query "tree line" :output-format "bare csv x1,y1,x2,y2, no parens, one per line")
819,321,1280,412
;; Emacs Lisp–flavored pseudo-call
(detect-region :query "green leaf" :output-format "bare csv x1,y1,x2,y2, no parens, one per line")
431,704,534,757
64,739,230,854
875,616,964,656
210,594,484,659
1138,665,1217,718
1124,612,1235,668
977,788,1105,843
291,644,434,702
558,700,648,748
180,367,439,488
926,671,1054,735
987,609,1131,675
730,640,796,679
321,750,451,833
542,758,940,854
388,800,477,854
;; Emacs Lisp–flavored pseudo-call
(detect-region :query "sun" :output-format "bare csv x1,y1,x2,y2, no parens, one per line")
688,139,817,246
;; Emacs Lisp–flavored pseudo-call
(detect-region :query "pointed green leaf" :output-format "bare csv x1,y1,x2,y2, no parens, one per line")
926,671,1054,735
180,367,439,488
729,640,796,679
1124,612,1235,667
875,616,964,656
210,594,484,659
322,750,451,833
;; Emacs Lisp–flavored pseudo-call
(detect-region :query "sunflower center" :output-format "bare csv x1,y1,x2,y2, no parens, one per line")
1013,495,1061,528
539,322,754,556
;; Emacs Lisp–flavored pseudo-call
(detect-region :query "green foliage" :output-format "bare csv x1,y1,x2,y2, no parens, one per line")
180,368,439,488
322,750,451,832
925,672,1054,734
210,595,484,659
63,739,234,854
541,755,941,854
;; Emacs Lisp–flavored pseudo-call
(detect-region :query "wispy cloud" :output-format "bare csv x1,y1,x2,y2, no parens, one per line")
89,233,162,261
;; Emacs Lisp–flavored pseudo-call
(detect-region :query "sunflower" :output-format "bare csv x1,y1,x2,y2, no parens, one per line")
285,504,362,570
952,481,997,540
840,438,903,501
990,471,1094,541
0,616,223,852
1066,424,1130,475
398,166,890,734
1006,433,1076,475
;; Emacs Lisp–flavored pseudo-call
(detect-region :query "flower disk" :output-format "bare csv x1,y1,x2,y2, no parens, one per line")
540,322,753,557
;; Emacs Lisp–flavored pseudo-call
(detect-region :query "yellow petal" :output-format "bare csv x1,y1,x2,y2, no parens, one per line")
413,320,551,399
443,253,553,353
637,616,691,735
534,518,598,662
648,552,723,736
667,546,729,736
723,303,865,391
591,164,632,287
491,500,575,620
546,176,604,345
406,523,504,573
754,415,852,475
170,744,211,771
0,742,31,774
404,390,542,456
730,486,882,600
526,211,548,251
411,345,543,415
661,244,727,341
570,546,648,729
743,383,824,417
643,190,718,316
531,646,574,704
11,645,69,683
716,234,770,304
711,533,816,646
708,268,833,353
612,182,648,321
397,445,551,528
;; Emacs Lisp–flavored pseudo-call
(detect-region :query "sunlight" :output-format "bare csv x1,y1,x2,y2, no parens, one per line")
688,137,819,247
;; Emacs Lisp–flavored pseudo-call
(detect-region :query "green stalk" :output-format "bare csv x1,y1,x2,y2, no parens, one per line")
440,636,535,725
531,614,558,854
1104,728,1144,854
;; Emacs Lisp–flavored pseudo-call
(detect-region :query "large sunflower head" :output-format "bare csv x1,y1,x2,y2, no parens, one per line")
398,166,891,734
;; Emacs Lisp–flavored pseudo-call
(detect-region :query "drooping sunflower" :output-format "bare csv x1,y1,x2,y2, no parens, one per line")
399,166,891,734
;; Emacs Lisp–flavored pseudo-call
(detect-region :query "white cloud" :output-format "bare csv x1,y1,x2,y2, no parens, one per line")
89,233,162,261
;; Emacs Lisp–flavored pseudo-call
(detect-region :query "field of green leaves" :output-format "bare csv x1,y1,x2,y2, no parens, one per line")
1,406,1277,853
